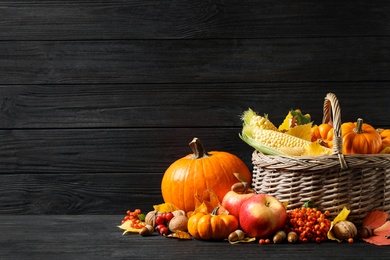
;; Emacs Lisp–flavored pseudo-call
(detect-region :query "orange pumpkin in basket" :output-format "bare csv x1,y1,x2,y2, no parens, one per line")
311,123,334,147
341,118,382,154
377,128,390,149
161,138,252,213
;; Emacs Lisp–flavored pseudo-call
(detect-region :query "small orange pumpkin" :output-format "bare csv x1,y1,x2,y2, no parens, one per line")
341,118,382,154
161,138,252,213
311,123,334,147
187,207,238,240
377,128,390,149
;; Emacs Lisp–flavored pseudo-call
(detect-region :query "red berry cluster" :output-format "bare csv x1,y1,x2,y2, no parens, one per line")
284,207,331,243
121,209,147,229
155,212,174,236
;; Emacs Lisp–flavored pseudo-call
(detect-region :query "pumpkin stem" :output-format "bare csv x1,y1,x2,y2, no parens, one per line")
354,118,364,134
189,137,210,159
211,206,220,216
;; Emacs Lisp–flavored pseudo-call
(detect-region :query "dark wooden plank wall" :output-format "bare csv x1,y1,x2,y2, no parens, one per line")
0,0,389,214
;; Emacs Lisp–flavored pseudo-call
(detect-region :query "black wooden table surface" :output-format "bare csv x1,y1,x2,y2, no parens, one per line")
1,215,389,260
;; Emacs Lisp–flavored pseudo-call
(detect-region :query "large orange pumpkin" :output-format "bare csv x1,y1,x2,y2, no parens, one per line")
161,138,252,213
341,118,382,154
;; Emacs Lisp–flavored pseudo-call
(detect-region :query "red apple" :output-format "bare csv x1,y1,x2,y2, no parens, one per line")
221,190,254,221
238,194,286,238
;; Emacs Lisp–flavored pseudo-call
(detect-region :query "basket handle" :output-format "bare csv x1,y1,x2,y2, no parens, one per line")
323,93,348,170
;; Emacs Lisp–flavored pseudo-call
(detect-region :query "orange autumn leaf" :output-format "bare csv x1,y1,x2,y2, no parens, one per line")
362,210,390,246
194,189,229,215
363,210,388,229
374,221,390,237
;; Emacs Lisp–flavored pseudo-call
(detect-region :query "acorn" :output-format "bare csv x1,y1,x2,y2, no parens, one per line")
228,229,245,243
273,230,286,244
287,231,298,243
139,224,154,236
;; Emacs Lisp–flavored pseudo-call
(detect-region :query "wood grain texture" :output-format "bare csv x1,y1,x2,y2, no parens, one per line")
0,0,389,40
0,38,389,84
0,0,389,216
1,215,390,259
0,84,389,129
0,128,253,174
0,173,163,214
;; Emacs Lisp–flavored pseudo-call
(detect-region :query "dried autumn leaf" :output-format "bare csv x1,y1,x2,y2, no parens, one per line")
278,109,311,132
194,189,229,215
278,111,294,132
373,221,390,236
379,147,390,154
153,202,180,213
363,210,388,229
362,234,390,246
362,210,390,246
286,123,313,141
290,110,311,125
303,141,333,156
167,231,192,240
118,221,143,235
228,236,257,244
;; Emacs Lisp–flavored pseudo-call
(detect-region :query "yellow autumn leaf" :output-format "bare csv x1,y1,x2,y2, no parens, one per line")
228,236,257,244
167,231,192,240
379,147,390,154
278,109,311,132
118,221,143,235
153,202,180,213
278,111,293,132
188,202,209,218
302,141,332,156
327,207,350,242
286,123,313,141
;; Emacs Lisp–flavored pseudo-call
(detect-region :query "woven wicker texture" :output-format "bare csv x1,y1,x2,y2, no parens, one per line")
251,93,390,224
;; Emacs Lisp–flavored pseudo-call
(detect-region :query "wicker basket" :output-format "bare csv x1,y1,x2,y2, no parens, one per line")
251,93,390,224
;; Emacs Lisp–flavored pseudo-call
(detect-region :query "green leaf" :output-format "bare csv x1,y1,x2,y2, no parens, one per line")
290,109,311,125
137,213,145,222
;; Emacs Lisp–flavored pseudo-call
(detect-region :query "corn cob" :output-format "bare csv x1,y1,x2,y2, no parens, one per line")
241,124,311,156
240,109,332,156
242,108,278,131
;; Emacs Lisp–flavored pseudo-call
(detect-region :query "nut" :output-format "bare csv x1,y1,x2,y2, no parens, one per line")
172,210,186,217
287,231,298,243
228,229,245,243
139,224,154,236
168,215,188,232
273,230,286,244
333,220,357,240
145,210,162,227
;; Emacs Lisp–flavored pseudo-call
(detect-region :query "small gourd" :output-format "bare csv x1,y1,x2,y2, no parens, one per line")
187,207,239,240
